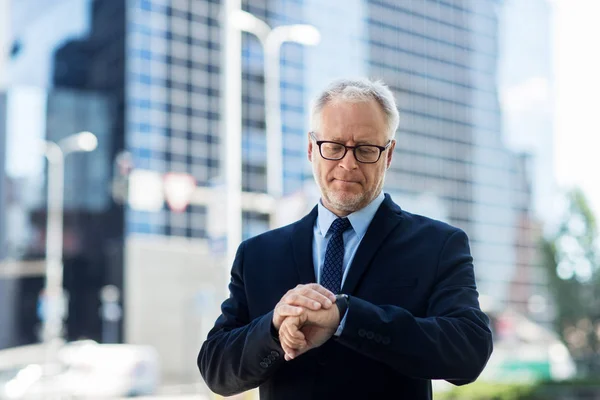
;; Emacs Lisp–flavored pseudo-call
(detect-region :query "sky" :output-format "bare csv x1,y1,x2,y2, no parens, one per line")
4,0,90,178
553,0,600,220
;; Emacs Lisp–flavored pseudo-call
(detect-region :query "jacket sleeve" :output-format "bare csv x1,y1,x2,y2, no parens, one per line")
336,229,493,385
197,241,285,396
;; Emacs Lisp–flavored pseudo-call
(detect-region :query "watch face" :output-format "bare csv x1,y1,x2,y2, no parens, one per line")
335,294,348,306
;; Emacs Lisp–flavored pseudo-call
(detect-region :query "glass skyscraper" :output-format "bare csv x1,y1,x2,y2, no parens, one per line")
359,0,525,312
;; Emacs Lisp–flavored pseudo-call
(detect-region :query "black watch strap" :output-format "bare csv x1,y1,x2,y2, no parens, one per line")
335,294,349,318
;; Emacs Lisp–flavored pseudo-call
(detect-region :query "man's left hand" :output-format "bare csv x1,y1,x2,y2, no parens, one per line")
279,305,340,361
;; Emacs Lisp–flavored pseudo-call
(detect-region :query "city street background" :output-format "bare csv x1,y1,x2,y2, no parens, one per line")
1,0,600,399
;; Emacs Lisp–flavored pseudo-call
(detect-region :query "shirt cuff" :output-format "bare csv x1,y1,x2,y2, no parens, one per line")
334,309,348,337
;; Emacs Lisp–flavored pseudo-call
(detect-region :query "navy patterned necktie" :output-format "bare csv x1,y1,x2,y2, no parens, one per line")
321,217,352,294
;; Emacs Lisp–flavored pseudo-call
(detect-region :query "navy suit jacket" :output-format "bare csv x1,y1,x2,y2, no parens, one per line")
198,194,493,399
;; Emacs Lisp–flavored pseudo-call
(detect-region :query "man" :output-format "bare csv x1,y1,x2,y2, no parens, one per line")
198,78,493,399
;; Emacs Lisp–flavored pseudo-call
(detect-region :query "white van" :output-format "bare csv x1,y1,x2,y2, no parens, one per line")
0,340,160,399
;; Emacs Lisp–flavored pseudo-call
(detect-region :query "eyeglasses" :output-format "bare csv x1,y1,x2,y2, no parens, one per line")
309,132,392,164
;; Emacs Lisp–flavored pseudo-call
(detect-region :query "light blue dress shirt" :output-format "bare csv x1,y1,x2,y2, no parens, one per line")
312,191,385,336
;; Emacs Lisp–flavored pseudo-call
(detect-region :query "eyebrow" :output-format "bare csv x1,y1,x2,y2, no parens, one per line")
354,140,377,145
325,137,379,146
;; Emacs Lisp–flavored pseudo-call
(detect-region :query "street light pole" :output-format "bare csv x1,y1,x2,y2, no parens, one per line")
41,131,98,349
264,32,285,201
42,141,65,346
222,0,243,285
230,11,320,226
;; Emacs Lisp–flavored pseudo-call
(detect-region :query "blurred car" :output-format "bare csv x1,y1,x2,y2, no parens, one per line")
0,340,160,399
0,368,23,399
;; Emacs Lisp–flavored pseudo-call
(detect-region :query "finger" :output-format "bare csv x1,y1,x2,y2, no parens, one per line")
281,322,306,348
286,288,334,310
280,333,301,353
303,284,337,304
276,304,304,318
284,319,305,341
289,284,335,309
294,284,336,304
280,341,292,359
281,337,301,353
282,345,297,361
279,319,305,347
273,303,303,330
283,293,326,311
291,326,305,341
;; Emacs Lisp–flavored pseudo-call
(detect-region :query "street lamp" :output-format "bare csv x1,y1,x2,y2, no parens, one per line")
222,0,243,287
41,131,98,348
231,10,320,220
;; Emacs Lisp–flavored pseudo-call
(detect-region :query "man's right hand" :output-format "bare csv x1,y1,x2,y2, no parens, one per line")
272,284,336,331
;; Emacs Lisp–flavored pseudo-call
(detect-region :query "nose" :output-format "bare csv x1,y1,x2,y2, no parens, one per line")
338,149,358,170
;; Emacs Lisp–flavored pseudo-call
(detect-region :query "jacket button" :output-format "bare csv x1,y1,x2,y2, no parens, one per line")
366,331,374,340
382,337,391,345
358,329,366,337
270,351,280,358
260,362,268,368
374,334,382,343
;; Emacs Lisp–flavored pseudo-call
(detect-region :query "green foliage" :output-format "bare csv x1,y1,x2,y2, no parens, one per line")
436,379,600,400
436,382,537,400
541,188,600,374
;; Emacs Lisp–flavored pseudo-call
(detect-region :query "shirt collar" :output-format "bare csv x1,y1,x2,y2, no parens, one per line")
317,191,385,240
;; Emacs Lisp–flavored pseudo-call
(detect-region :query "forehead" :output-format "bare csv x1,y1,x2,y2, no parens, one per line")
318,99,388,143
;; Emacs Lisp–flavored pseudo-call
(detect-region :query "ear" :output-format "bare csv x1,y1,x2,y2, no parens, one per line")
307,132,314,162
386,140,396,169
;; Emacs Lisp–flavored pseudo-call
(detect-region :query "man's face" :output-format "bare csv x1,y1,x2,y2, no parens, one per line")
308,99,396,216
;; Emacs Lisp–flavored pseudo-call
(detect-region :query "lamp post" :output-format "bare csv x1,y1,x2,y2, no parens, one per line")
41,131,98,347
222,0,243,284
230,10,320,224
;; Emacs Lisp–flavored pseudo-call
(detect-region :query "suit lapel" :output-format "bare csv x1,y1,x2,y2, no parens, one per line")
342,194,404,295
291,205,318,284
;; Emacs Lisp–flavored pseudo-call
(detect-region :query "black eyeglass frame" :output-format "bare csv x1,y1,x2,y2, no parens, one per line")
309,131,392,164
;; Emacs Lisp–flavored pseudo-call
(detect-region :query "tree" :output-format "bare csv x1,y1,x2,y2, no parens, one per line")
542,188,600,375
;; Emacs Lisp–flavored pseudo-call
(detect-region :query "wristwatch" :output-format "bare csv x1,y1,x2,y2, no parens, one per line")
335,294,349,318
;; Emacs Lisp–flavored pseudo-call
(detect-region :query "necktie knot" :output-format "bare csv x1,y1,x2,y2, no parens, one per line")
329,217,351,236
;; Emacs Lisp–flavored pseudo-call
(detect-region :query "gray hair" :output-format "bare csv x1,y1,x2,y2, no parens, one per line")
310,78,400,139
